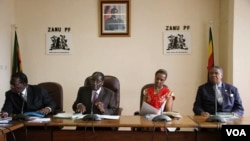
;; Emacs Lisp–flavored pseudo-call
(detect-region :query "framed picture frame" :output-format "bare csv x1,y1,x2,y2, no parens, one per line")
99,0,130,37
163,31,191,55
46,33,72,55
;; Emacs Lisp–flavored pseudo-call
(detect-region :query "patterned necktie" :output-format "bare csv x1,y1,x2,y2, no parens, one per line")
215,86,223,105
92,92,98,102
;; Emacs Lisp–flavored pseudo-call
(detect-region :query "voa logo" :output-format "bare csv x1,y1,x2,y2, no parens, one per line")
226,129,246,136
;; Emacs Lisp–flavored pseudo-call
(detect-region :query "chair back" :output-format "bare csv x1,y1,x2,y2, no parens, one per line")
38,82,64,114
84,75,122,115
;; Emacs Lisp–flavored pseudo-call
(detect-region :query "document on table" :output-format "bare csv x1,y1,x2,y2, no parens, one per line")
99,115,120,120
80,114,120,120
0,117,12,124
140,101,166,115
53,113,83,119
53,113,120,120
28,117,51,123
216,112,239,120
163,111,182,118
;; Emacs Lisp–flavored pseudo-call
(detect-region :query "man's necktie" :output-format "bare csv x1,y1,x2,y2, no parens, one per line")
215,86,223,105
20,92,27,101
92,92,98,102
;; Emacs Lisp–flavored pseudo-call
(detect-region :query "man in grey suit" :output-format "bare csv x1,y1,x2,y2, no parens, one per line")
72,71,118,115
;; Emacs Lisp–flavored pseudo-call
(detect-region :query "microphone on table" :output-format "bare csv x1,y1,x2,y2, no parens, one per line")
152,103,171,122
82,94,101,121
13,94,29,121
206,84,226,122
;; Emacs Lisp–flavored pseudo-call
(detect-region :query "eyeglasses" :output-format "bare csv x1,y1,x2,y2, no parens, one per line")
209,72,221,75
10,81,23,88
90,79,103,85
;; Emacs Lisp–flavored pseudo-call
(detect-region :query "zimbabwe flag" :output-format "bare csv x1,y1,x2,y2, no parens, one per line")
12,31,23,75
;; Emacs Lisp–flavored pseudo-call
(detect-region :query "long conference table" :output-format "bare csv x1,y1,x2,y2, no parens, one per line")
1,115,250,141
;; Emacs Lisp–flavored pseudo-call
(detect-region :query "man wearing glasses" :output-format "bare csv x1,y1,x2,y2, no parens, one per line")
72,71,117,115
1,72,56,118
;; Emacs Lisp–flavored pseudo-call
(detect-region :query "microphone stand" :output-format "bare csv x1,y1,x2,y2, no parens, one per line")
13,94,28,121
152,103,171,122
82,99,101,121
206,84,226,122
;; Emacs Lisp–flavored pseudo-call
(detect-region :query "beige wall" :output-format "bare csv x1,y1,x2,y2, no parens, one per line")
233,0,250,116
1,0,249,116
0,0,15,107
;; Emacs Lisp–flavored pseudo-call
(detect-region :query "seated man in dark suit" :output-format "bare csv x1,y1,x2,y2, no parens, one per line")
193,65,244,117
72,71,118,130
1,72,56,118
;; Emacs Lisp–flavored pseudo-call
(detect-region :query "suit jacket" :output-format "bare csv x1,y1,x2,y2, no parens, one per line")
193,82,244,116
105,18,125,31
72,86,118,115
1,85,56,115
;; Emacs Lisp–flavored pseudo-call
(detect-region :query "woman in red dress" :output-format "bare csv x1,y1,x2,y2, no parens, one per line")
143,69,175,112
132,69,176,132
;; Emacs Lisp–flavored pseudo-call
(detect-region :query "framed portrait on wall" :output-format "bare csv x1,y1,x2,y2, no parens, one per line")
99,0,130,37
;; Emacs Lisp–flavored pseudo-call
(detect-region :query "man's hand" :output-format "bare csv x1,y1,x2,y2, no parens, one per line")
0,112,8,118
77,103,86,113
38,107,51,115
232,112,239,117
201,112,210,117
95,102,105,113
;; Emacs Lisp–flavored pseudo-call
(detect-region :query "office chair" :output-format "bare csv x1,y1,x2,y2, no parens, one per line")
38,82,64,114
84,75,122,115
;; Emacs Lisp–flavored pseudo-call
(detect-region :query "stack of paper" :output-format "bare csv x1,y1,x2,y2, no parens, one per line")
99,115,120,120
163,111,182,118
28,117,51,123
140,101,182,119
0,117,12,124
216,112,238,120
140,101,166,115
53,113,120,120
53,113,83,119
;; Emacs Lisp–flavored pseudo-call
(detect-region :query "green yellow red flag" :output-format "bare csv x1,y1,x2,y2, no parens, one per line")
12,31,23,75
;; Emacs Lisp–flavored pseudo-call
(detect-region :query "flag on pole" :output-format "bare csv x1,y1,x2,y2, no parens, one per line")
207,27,214,70
12,31,23,75
207,27,214,81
